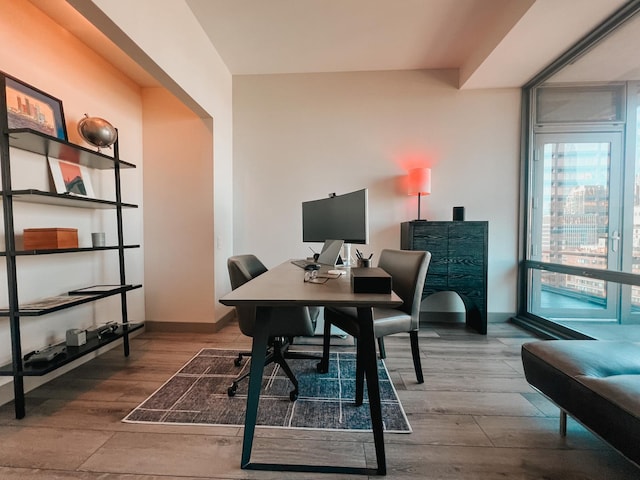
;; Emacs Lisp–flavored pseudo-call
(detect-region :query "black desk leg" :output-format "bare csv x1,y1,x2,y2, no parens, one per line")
241,307,270,469
357,307,387,475
240,306,385,476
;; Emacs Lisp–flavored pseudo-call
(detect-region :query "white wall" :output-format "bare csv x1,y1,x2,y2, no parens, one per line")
142,88,215,324
233,70,521,316
79,0,235,322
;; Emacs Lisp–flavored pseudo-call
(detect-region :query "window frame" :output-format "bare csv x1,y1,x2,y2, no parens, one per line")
515,2,640,337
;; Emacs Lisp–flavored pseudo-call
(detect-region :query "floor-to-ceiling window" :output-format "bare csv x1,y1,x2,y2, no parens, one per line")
517,3,640,339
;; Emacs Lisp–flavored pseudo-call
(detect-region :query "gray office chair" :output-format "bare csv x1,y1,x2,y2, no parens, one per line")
318,249,431,400
227,254,320,401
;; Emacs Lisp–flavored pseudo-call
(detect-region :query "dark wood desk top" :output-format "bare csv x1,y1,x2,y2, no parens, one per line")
220,260,402,308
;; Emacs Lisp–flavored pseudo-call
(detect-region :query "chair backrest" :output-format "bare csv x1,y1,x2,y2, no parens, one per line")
227,255,317,338
378,249,431,329
227,255,268,336
228,254,268,290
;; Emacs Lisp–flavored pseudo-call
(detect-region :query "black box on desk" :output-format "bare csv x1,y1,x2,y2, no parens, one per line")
351,267,392,294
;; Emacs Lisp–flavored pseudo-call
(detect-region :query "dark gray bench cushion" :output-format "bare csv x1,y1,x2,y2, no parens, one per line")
521,340,640,466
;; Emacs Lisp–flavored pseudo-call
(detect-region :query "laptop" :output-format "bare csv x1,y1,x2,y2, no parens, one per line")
292,239,344,269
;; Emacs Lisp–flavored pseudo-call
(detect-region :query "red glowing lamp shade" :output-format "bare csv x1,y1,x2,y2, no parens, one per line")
407,168,431,220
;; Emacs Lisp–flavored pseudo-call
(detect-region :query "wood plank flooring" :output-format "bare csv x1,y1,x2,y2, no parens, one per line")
0,320,638,479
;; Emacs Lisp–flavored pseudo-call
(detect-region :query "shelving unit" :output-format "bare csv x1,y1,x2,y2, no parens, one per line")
0,77,142,418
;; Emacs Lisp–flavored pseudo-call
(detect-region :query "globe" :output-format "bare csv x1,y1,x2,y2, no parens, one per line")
77,114,117,150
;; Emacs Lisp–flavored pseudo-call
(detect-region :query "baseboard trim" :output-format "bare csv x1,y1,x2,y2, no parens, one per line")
420,311,515,324
145,311,235,334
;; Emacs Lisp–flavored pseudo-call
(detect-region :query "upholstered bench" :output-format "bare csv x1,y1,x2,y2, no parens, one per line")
521,340,640,466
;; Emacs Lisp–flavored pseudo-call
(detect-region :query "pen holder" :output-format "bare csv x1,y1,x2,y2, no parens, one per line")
357,258,371,268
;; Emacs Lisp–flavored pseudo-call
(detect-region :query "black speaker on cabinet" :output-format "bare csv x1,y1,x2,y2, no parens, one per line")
453,206,465,221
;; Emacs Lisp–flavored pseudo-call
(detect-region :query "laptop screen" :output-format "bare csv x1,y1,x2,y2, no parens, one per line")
316,239,344,266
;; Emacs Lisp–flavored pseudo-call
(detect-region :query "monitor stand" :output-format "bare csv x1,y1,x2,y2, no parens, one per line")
342,243,352,267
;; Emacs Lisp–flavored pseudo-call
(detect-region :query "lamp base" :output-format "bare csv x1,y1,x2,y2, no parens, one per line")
413,218,428,222
414,192,429,222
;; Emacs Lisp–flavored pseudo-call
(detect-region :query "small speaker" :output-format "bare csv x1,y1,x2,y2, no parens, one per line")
453,206,465,221
66,328,87,346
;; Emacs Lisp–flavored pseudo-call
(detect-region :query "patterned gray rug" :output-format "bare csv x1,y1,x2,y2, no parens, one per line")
123,348,411,433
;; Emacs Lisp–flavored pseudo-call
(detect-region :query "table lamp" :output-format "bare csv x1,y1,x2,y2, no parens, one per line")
408,167,431,221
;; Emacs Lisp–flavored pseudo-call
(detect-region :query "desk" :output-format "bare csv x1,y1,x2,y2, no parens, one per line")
219,261,402,475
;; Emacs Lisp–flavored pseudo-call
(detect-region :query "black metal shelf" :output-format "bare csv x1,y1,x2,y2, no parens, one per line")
1,76,141,418
0,322,144,376
6,128,135,169
0,284,142,317
0,244,140,257
2,189,138,209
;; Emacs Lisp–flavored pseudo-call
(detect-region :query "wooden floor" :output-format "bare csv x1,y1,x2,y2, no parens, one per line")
0,320,638,479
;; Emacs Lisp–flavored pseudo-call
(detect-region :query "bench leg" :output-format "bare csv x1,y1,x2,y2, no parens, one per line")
559,409,567,437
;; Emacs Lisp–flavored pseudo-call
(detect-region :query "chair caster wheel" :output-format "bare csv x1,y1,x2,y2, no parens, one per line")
227,385,237,397
316,361,328,374
289,390,298,401
234,357,242,367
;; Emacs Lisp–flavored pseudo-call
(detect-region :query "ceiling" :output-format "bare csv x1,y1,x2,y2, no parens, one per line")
31,0,633,89
185,0,629,88
549,8,640,83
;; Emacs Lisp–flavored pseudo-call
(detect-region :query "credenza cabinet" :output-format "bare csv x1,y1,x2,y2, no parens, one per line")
400,220,488,334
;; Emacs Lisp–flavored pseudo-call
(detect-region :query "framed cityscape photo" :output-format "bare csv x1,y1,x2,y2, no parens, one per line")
3,73,67,140
48,158,95,197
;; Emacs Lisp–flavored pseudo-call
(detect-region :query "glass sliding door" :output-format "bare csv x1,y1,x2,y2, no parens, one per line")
517,5,640,339
529,132,623,321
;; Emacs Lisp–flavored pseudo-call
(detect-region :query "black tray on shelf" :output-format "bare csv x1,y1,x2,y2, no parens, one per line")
0,284,142,316
69,284,132,295
0,322,144,376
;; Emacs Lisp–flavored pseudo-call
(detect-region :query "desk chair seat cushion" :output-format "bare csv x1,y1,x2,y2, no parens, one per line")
325,306,413,338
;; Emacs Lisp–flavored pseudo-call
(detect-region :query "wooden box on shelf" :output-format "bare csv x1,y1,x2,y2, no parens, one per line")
23,228,78,250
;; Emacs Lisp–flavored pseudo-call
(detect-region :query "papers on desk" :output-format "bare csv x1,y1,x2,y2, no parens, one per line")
306,277,329,284
304,270,343,284
318,271,343,279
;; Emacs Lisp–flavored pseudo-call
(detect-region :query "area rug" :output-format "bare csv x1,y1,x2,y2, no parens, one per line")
123,348,411,433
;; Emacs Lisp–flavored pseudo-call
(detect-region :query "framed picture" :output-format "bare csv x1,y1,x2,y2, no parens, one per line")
48,158,95,197
3,74,67,140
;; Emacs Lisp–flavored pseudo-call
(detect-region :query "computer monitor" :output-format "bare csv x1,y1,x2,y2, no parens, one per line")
302,189,369,244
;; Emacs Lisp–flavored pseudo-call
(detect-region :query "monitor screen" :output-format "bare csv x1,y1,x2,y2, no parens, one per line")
302,188,369,244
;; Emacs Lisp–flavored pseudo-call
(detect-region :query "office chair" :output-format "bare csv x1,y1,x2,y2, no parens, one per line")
227,254,320,401
318,249,430,402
